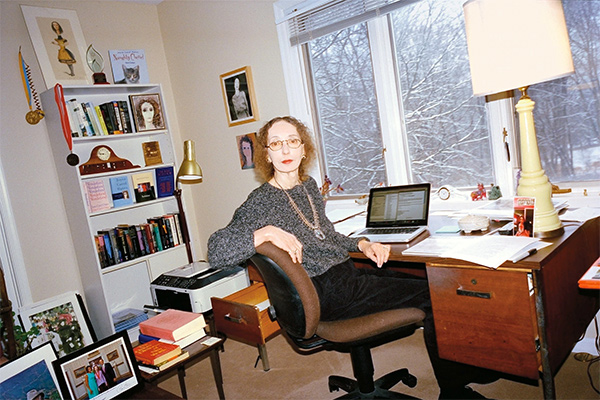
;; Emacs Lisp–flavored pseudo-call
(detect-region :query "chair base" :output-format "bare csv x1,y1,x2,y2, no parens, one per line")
329,368,420,399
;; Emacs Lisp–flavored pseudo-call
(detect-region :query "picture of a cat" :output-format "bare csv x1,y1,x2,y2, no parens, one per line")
116,64,140,84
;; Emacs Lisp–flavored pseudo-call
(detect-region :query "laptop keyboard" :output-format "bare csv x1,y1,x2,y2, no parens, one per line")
363,227,419,235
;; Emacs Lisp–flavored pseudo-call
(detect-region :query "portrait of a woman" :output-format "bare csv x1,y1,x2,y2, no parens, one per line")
131,95,164,131
238,133,256,169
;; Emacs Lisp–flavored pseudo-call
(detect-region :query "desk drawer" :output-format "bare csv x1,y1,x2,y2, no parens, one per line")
427,266,540,379
211,283,281,346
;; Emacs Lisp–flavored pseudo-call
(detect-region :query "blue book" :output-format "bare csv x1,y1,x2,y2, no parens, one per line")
155,166,175,198
138,333,160,344
110,175,134,207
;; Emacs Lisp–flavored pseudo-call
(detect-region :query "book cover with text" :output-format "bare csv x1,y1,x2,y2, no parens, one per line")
109,176,134,208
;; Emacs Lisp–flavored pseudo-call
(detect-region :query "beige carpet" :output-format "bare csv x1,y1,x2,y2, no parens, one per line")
156,330,598,399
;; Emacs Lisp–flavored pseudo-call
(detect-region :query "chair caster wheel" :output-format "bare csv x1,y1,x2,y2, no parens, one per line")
402,373,417,388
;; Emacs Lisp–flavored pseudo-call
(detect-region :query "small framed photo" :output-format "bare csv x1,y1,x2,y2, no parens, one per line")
129,93,166,132
20,5,92,88
220,66,259,126
0,342,62,399
53,330,144,400
237,132,257,170
18,291,96,358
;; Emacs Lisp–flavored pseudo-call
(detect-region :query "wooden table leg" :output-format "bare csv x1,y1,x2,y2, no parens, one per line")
177,366,187,399
209,347,226,400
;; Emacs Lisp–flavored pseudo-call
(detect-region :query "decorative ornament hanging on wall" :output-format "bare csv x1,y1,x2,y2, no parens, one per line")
19,47,45,125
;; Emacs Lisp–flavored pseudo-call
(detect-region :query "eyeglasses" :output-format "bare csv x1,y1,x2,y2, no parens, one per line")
265,138,303,151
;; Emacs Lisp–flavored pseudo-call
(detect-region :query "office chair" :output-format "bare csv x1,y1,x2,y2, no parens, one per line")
250,242,426,399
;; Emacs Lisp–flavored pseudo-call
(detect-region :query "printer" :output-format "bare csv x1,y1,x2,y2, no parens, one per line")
150,261,250,313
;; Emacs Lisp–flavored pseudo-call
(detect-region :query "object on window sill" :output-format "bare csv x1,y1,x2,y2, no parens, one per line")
471,183,487,201
320,175,343,198
551,183,571,194
488,183,502,200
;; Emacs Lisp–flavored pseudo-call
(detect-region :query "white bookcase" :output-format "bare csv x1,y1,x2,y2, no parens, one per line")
41,84,188,339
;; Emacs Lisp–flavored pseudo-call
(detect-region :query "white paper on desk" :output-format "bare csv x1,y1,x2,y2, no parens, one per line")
442,236,546,269
402,237,474,256
559,207,600,222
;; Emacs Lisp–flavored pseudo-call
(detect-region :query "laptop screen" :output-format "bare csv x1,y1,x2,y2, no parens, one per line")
366,183,431,228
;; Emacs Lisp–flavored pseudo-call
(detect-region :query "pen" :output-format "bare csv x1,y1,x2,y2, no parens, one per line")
512,248,538,263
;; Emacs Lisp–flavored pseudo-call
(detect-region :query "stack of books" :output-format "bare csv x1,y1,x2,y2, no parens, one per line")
138,308,207,350
134,340,189,372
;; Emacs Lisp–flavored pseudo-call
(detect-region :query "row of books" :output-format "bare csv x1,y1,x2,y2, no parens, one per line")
66,98,134,137
134,309,207,372
82,166,174,214
94,213,184,268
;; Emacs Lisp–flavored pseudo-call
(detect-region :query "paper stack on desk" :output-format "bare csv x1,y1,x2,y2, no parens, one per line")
402,236,551,269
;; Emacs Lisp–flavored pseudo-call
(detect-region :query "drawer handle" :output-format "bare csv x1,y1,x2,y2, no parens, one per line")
456,289,491,299
224,314,245,324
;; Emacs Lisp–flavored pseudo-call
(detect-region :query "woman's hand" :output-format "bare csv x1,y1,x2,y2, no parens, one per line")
358,240,390,268
254,225,303,264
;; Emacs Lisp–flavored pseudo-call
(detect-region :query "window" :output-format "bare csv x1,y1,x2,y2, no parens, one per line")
275,0,600,196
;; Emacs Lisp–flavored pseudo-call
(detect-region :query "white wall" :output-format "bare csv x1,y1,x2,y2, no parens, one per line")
0,0,284,304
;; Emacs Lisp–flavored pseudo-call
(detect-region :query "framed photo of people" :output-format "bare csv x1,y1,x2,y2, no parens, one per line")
18,291,96,358
129,93,166,132
20,5,92,87
0,342,62,400
220,66,259,127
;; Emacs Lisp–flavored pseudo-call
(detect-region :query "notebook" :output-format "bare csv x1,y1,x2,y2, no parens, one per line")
350,183,431,243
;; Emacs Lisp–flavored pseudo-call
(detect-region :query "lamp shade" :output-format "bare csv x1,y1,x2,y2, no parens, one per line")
177,140,203,182
463,0,574,96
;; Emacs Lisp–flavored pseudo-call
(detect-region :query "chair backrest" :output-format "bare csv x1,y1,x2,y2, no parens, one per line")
251,242,321,339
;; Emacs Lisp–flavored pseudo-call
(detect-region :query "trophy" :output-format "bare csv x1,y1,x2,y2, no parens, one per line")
86,44,109,84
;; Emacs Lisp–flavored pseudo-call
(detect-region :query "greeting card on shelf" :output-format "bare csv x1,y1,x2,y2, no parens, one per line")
109,175,134,208
142,141,163,166
83,179,111,213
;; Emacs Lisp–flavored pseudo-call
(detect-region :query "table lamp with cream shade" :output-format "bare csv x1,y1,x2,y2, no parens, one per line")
463,0,574,238
175,140,203,263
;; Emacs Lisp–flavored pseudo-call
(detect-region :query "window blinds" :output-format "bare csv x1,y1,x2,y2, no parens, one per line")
282,0,419,45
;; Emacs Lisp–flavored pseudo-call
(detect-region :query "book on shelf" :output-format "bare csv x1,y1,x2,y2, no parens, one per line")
139,308,206,342
118,100,134,133
67,99,89,137
155,166,174,198
82,179,111,213
169,213,184,245
133,340,181,366
138,350,189,373
402,235,552,269
97,230,116,266
131,171,156,203
142,141,163,166
94,105,110,135
109,175,134,208
578,257,600,289
81,102,100,136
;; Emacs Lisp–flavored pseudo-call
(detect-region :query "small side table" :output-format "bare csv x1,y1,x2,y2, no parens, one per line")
139,336,225,400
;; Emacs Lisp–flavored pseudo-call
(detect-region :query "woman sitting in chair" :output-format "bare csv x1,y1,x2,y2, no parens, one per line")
208,116,495,399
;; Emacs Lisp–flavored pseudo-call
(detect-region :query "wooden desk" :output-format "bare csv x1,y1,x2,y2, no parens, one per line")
351,217,600,399
139,336,225,400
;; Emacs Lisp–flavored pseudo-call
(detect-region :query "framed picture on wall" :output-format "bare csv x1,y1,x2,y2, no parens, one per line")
18,291,96,358
21,5,92,88
0,342,62,400
129,93,166,132
237,132,257,170
220,66,259,127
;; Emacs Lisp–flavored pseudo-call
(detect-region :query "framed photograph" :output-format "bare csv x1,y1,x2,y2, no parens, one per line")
220,66,259,126
21,5,92,88
0,342,62,399
108,49,149,84
129,93,166,132
237,132,257,170
53,330,144,400
18,291,96,358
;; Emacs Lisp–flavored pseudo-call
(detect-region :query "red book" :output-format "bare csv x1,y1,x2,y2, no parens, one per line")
133,340,181,365
139,309,206,342
578,257,600,289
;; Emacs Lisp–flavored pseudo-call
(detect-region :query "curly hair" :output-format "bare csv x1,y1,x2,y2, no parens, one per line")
136,98,162,129
254,116,316,182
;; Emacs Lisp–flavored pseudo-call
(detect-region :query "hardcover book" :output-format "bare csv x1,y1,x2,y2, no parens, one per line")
138,350,190,373
132,171,156,203
155,166,174,198
139,309,206,342
109,176,134,208
108,49,149,84
133,340,181,365
82,179,111,213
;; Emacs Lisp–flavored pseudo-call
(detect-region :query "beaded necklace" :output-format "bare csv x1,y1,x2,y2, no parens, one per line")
273,176,326,240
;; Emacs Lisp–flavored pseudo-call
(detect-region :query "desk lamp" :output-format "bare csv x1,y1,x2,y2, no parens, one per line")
175,140,203,263
463,0,574,238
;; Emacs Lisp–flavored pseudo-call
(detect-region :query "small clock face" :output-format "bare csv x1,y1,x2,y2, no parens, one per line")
438,187,451,200
97,146,111,161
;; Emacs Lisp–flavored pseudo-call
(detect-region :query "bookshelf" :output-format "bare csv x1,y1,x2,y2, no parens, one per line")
41,84,188,339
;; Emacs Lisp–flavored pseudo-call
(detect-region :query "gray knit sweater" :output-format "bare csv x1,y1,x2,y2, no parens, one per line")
207,177,362,277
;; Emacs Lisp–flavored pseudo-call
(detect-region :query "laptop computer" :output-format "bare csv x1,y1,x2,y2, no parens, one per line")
350,183,431,243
